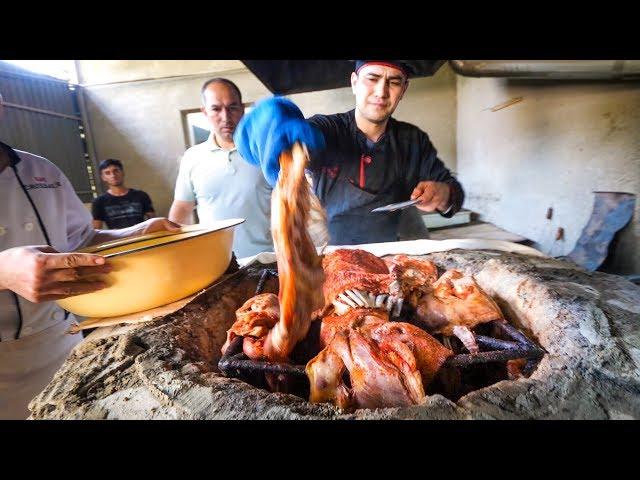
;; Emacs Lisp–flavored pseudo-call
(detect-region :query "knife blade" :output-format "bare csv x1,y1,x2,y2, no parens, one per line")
371,199,421,213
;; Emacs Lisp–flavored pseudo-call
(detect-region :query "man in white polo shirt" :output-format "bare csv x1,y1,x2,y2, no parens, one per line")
168,78,272,259
0,92,180,419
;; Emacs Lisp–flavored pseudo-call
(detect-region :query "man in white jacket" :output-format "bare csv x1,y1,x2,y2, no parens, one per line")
0,92,179,419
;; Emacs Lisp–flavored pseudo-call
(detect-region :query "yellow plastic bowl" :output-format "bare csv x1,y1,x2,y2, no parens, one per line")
57,218,244,318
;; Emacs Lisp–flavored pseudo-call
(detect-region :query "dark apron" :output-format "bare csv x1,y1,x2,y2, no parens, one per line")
324,178,400,245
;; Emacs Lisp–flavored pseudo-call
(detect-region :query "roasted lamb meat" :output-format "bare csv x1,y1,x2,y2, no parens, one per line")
385,254,439,314
223,144,324,363
319,308,389,348
307,310,452,410
222,293,280,360
322,249,398,316
416,269,504,353
265,144,325,362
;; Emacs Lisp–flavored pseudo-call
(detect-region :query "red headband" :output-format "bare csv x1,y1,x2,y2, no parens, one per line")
355,61,409,77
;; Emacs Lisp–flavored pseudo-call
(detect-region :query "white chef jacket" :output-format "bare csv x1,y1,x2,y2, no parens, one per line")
0,144,94,419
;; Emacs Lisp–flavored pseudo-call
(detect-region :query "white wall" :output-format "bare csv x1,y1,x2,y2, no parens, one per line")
457,76,640,273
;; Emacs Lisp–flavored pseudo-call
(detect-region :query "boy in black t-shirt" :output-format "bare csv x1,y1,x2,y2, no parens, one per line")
92,159,156,229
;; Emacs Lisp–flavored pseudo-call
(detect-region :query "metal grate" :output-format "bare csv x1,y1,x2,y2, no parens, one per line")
219,320,545,380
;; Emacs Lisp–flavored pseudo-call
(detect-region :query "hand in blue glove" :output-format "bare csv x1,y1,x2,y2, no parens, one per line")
234,96,325,187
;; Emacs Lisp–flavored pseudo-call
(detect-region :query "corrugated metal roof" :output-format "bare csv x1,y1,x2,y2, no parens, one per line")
0,61,95,202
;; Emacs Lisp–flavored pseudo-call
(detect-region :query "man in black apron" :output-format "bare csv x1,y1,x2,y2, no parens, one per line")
235,60,464,245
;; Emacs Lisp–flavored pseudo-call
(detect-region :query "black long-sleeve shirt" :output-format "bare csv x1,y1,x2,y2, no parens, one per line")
307,110,464,217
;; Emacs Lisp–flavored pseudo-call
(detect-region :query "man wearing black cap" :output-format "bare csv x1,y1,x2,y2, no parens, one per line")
235,60,464,245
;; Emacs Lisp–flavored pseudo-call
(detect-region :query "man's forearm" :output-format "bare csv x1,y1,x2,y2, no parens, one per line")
90,224,148,246
88,217,181,246
171,212,194,224
168,202,195,225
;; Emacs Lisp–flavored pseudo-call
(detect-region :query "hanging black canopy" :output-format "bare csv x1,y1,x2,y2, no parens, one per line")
241,60,445,95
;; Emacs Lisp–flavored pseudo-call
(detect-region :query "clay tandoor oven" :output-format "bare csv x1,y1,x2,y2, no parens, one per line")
30,249,640,420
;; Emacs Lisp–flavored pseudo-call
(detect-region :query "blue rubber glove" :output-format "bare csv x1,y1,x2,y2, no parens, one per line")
234,96,325,187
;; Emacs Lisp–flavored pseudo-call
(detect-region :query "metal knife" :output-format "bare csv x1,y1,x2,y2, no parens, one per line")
371,199,421,213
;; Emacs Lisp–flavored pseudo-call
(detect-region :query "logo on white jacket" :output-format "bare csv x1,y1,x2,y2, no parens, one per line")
25,178,62,191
